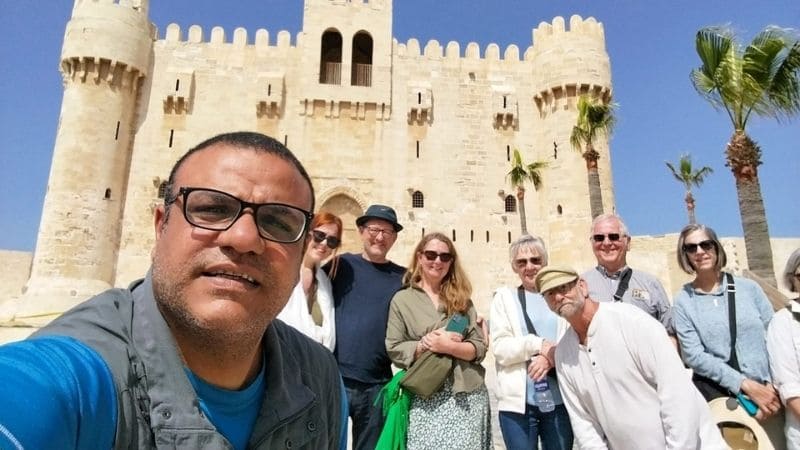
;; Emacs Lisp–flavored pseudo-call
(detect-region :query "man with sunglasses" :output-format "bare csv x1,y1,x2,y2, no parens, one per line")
535,266,727,449
325,204,405,450
582,213,675,339
0,132,347,449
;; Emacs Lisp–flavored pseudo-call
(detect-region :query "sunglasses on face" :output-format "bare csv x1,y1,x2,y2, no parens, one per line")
514,257,543,268
591,233,623,243
683,240,715,254
421,250,454,263
311,230,340,249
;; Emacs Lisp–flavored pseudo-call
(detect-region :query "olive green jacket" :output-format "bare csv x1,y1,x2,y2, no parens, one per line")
385,286,486,394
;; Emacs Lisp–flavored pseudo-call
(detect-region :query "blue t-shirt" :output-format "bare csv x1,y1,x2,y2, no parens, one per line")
327,253,405,384
185,364,266,450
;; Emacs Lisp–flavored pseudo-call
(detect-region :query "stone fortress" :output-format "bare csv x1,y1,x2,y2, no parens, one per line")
0,0,797,341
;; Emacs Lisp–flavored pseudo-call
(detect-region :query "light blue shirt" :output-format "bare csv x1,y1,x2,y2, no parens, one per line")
515,289,564,406
673,273,774,393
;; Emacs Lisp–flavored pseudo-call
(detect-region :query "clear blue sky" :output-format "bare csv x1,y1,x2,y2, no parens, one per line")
0,1,797,252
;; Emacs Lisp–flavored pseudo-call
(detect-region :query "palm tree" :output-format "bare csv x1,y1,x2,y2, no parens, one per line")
691,25,800,284
665,153,714,224
570,94,617,219
506,148,547,235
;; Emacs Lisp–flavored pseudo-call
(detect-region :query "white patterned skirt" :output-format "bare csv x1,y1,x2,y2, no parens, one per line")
407,378,492,450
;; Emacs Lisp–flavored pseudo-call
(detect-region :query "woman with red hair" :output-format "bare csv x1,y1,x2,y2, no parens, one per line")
277,211,343,350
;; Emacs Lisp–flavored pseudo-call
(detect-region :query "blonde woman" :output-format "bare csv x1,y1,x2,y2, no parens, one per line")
385,232,491,449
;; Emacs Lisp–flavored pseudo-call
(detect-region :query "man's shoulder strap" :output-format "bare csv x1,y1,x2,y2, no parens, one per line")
613,268,633,302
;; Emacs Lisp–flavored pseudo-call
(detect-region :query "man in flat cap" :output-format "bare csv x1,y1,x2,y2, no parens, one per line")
325,204,405,450
535,266,726,449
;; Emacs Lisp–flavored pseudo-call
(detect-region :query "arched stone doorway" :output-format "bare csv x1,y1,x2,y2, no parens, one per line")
319,193,363,255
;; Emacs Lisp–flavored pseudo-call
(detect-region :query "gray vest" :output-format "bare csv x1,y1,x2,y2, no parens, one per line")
35,275,342,449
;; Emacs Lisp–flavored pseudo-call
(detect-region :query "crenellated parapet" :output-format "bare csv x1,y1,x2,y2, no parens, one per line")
394,38,525,64
61,0,154,89
161,23,295,49
528,15,612,114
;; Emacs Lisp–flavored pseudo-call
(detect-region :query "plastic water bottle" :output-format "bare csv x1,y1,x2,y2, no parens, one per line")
534,379,555,412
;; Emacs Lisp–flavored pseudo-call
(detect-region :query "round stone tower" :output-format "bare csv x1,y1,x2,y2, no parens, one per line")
528,15,613,263
21,0,153,315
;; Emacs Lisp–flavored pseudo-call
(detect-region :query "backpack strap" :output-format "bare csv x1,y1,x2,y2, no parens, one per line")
724,272,740,372
516,286,538,335
613,268,633,302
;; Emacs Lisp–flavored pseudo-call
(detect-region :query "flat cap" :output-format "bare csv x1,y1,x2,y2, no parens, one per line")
535,266,579,294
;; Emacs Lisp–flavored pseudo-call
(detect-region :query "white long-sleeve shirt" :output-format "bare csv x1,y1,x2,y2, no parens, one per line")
766,300,800,449
276,266,336,351
555,302,726,449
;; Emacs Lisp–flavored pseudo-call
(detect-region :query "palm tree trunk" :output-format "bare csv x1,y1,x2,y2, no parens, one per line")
735,174,775,284
517,188,528,235
584,148,604,219
727,131,776,285
685,191,696,224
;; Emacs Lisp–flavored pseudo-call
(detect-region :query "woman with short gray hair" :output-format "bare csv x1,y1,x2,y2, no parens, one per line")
489,235,573,450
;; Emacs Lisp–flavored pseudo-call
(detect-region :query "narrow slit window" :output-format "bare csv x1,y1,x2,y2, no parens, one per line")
168,130,174,148
470,230,474,242
416,141,420,159
557,205,563,215
175,79,180,92
507,231,512,244
104,188,112,200
506,145,510,161
452,229,457,242
485,230,490,243
115,121,120,140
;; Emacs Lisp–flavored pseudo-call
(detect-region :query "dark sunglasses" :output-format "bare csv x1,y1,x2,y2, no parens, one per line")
683,240,715,254
592,233,623,243
514,257,543,268
422,250,454,263
311,230,340,249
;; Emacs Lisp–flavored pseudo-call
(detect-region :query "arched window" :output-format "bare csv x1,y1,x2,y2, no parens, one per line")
504,195,517,213
412,191,424,208
157,181,169,199
320,30,342,85
351,31,373,86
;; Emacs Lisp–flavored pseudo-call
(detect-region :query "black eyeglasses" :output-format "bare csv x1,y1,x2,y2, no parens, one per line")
422,250,454,263
363,226,396,238
168,187,312,243
514,257,543,268
592,233,623,243
311,230,341,249
683,240,716,254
